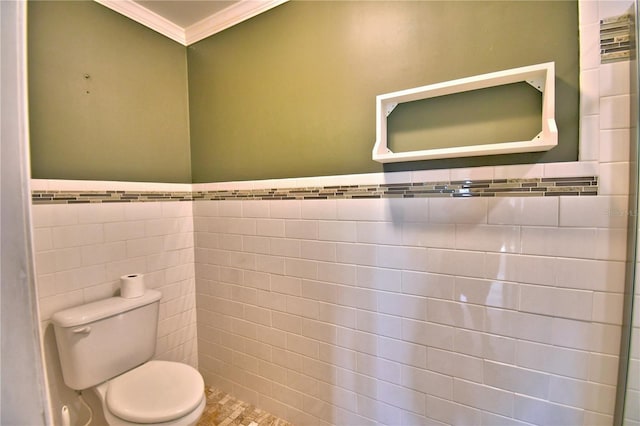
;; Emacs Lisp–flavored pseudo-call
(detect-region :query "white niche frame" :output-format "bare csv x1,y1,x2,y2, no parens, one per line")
372,62,558,163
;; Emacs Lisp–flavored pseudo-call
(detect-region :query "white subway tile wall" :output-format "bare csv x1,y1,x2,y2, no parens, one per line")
193,190,626,425
598,3,640,424
33,201,198,371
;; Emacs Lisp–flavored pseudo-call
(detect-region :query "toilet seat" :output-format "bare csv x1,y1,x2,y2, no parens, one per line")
101,395,205,426
96,361,205,425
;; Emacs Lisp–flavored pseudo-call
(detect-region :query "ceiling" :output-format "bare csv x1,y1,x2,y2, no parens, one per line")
95,0,287,46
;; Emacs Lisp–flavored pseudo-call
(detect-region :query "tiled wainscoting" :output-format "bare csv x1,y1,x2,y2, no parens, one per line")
31,172,629,426
34,200,198,364
193,190,627,426
32,199,198,423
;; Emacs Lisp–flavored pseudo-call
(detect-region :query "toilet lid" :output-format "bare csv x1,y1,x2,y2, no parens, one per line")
106,361,204,424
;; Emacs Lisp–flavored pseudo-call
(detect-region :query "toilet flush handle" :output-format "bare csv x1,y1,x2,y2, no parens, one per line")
72,326,91,334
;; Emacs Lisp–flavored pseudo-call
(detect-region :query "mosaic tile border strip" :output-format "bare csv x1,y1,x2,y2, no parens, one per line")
600,13,634,63
31,190,194,204
31,176,598,204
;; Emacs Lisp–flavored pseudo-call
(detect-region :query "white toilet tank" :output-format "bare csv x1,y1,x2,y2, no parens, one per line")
51,290,162,390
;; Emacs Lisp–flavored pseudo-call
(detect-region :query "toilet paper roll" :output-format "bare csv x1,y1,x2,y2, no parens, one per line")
120,274,145,298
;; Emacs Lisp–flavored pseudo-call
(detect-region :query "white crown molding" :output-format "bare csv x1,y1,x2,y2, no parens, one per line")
95,0,186,44
184,0,288,45
94,0,288,46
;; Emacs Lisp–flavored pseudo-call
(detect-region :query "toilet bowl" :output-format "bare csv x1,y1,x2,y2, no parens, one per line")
94,361,205,426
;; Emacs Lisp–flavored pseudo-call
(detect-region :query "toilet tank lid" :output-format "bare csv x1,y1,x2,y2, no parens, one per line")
51,290,162,328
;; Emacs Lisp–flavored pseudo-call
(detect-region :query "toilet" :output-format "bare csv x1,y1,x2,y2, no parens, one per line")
51,290,205,425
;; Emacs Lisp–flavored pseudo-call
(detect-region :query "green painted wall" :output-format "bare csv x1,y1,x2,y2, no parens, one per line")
188,1,579,182
28,0,191,183
28,0,579,184
388,82,543,153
